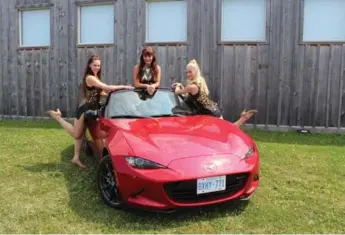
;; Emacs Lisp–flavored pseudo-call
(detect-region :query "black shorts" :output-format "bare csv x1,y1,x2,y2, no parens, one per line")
75,103,99,120
75,104,88,120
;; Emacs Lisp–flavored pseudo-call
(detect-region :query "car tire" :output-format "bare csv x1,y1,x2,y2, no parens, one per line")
96,155,124,209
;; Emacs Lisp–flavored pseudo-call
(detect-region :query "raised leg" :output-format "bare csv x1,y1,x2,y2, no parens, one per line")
233,109,257,127
46,108,85,139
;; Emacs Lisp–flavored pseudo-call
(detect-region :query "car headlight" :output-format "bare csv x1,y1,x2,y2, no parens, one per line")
241,145,255,160
125,156,166,169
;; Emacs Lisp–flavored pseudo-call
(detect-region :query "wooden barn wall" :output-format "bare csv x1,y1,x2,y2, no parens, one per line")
0,0,345,129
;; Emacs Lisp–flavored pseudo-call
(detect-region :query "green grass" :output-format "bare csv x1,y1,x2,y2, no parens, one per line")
1,120,345,233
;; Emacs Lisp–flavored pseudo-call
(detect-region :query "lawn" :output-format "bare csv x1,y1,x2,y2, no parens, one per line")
0,120,345,233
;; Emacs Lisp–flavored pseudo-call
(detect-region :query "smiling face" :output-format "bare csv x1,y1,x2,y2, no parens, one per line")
141,46,156,66
89,59,101,75
143,53,153,65
186,64,197,80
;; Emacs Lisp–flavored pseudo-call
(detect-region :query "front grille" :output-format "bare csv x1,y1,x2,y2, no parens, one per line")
164,173,249,203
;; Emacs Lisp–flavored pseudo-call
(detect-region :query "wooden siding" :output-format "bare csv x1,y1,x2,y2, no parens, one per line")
0,0,345,130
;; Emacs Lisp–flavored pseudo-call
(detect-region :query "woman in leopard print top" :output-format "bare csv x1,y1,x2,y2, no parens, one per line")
46,55,133,168
173,59,257,127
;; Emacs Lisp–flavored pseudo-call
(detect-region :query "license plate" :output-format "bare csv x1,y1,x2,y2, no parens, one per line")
196,175,226,194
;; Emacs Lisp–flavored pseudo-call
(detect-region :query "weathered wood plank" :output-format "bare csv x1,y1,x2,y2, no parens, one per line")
1,1,9,117
0,2,2,117
267,0,281,125
301,46,316,127
341,45,345,127
115,0,126,85
325,46,335,128
125,0,136,85
221,46,233,120
278,0,294,126
234,46,245,118
178,46,188,83
77,48,85,103
314,46,329,127
166,47,177,86
329,45,342,128
41,50,50,114
55,0,69,116
25,51,34,116
200,0,210,96
243,46,253,117
156,47,168,87
256,45,269,125
187,0,200,61
68,0,78,114
289,0,300,127
209,0,219,102
17,51,27,116
338,45,344,128
33,51,41,117
249,46,258,125
49,1,59,111
136,0,145,86
8,0,18,116
310,47,320,128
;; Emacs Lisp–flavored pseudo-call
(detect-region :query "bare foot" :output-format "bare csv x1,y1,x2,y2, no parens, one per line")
241,109,258,121
72,158,86,168
45,108,62,119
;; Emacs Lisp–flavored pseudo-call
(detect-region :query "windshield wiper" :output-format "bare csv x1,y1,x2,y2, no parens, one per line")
109,115,147,119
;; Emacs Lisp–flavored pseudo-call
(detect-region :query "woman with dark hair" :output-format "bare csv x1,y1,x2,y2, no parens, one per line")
133,46,161,95
46,55,133,168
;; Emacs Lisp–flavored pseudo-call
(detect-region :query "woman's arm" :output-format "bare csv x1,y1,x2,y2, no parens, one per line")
133,65,149,88
86,75,132,92
174,84,198,95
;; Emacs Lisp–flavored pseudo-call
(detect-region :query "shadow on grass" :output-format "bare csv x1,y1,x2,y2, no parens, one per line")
24,145,249,230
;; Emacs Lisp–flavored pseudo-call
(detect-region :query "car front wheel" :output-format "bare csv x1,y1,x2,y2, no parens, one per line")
96,155,123,209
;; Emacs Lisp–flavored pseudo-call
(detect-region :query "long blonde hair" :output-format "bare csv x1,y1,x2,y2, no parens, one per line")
186,59,209,95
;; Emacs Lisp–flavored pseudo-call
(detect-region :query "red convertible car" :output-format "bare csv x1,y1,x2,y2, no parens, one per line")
83,88,260,212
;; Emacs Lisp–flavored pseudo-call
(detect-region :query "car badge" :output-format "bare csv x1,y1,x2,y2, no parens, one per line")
204,163,217,172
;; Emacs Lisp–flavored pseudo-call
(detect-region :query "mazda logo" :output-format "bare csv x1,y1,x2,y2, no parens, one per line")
204,163,217,172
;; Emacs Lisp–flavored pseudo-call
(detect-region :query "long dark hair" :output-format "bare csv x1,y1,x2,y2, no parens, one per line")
138,46,158,80
80,55,102,98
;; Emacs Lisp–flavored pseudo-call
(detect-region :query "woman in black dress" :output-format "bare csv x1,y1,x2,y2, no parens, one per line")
133,46,161,95
46,55,133,168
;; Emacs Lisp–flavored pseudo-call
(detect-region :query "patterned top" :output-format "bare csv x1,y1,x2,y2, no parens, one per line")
189,81,218,113
78,78,101,109
85,85,101,107
139,67,154,84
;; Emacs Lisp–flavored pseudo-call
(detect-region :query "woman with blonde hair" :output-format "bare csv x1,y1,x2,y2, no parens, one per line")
172,59,257,127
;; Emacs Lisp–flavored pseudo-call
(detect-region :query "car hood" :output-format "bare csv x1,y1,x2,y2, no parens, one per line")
106,116,253,166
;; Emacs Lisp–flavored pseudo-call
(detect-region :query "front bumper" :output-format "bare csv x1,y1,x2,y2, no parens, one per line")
113,155,260,211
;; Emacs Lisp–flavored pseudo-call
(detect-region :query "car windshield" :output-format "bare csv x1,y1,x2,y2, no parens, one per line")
104,89,194,118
